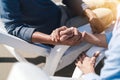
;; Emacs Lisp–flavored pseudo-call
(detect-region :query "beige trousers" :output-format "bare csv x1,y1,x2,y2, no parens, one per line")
83,0,119,20
66,8,113,28
60,0,118,30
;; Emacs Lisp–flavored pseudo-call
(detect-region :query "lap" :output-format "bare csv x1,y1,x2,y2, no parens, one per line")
59,5,113,29
93,8,113,28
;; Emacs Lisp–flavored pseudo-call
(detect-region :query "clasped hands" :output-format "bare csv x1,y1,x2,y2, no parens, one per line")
50,26,83,46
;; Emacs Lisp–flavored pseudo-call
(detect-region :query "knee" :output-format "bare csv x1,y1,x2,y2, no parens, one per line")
93,8,113,28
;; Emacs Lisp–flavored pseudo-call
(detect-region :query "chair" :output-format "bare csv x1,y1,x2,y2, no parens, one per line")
7,62,76,80
6,46,108,80
72,45,106,78
0,21,92,76
7,45,106,80
7,18,115,80
72,4,120,79
72,23,114,79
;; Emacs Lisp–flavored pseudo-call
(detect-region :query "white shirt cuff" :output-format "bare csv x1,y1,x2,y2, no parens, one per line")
81,73,100,80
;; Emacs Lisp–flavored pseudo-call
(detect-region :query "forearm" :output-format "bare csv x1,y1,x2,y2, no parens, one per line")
0,0,36,42
83,32,108,48
32,32,57,45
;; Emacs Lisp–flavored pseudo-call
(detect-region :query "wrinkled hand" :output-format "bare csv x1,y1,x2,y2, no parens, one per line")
60,27,82,45
76,51,99,74
50,26,67,42
51,26,83,46
59,27,74,41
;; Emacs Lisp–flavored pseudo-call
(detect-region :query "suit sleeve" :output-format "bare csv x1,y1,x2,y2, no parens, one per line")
0,0,36,43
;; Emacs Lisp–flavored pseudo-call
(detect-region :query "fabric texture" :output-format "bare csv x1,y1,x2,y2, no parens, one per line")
0,0,115,43
83,0,119,20
63,0,114,30
0,0,61,42
81,10,120,80
105,32,112,44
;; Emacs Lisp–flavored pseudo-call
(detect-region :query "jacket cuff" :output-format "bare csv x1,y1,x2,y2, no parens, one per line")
20,27,36,43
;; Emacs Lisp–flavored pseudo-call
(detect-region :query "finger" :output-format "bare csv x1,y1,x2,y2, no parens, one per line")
78,32,82,39
76,53,83,63
91,51,100,64
60,27,74,36
60,34,73,41
54,30,60,42
75,61,82,68
72,28,82,42
81,53,87,60
81,31,86,38
55,26,68,41
71,34,81,42
75,57,83,66
73,27,79,35
78,53,85,63
58,26,67,31
60,35,69,41
51,31,56,41
55,29,60,42
78,53,83,60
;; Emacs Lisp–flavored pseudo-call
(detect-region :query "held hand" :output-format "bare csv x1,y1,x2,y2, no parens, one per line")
59,27,74,41
51,27,82,46
50,26,67,42
50,26,74,43
76,51,100,74
60,27,83,46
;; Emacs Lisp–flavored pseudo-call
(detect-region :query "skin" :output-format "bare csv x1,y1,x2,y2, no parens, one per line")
82,31,108,48
32,26,82,46
76,51,100,74
32,21,108,47
63,0,106,33
51,0,108,75
32,0,107,46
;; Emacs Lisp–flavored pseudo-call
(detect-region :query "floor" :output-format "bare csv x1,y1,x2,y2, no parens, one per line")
0,45,76,80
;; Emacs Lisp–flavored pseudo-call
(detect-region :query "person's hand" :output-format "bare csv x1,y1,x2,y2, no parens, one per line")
50,26,75,42
75,51,100,74
51,27,82,46
59,27,75,41
59,27,83,46
85,9,105,33
50,26,67,42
